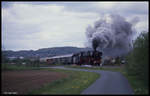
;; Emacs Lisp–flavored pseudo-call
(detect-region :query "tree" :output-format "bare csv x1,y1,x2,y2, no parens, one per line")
125,32,149,86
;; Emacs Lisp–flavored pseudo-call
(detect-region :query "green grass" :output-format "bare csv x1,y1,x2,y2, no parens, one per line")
65,65,148,94
124,75,148,94
29,68,100,95
2,64,40,71
65,65,102,70
65,65,122,72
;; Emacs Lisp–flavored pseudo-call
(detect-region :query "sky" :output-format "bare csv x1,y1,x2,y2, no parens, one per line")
2,1,149,51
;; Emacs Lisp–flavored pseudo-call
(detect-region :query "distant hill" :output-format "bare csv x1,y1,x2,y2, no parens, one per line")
2,46,93,58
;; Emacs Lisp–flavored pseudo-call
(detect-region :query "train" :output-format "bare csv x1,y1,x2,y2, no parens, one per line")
72,51,102,66
41,50,103,66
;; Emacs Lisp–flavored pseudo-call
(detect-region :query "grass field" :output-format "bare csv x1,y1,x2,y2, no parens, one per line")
2,64,40,71
2,63,148,94
2,64,100,94
29,68,100,94
65,65,148,94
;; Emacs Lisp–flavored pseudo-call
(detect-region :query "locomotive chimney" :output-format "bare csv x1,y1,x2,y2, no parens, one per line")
92,38,99,52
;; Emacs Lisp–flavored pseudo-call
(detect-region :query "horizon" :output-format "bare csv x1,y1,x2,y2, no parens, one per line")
2,46,90,52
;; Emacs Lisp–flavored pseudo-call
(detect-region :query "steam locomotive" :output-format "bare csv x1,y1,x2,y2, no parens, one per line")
72,51,102,66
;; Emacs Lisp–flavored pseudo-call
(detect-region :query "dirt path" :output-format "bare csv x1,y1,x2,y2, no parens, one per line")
2,70,67,94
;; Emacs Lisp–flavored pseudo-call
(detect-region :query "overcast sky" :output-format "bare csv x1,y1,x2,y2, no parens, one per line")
2,1,148,51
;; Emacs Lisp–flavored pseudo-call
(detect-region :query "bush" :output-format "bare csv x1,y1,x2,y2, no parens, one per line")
125,32,149,87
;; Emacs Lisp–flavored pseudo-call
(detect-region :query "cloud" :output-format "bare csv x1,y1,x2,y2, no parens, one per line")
2,2,99,50
2,1,148,51
95,2,148,14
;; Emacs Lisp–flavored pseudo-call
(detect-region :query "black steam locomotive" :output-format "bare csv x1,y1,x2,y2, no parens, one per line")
72,51,102,66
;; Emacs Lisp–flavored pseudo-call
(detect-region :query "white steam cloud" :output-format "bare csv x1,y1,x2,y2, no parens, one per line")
85,14,139,57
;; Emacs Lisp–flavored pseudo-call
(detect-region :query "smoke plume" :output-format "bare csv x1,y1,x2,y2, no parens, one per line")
85,14,139,57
